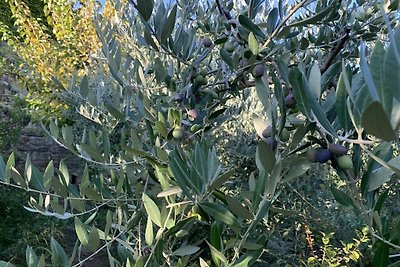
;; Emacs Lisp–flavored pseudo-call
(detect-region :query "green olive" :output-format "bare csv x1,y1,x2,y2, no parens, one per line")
224,42,235,53
337,155,353,169
279,128,290,142
172,127,184,139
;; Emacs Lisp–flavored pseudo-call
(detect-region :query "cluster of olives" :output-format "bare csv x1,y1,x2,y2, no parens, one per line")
306,143,353,169
172,125,198,142
194,68,208,86
261,126,291,150
172,109,201,141
172,125,199,140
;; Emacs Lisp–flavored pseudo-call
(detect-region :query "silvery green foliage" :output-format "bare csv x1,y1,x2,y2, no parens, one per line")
1,0,400,266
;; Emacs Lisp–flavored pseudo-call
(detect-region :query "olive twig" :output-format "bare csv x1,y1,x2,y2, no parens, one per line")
262,0,309,48
338,136,375,145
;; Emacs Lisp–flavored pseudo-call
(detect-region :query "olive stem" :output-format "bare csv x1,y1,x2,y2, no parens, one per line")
262,0,309,48
338,136,375,145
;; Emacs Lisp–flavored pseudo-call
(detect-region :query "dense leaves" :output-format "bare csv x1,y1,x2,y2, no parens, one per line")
0,0,400,266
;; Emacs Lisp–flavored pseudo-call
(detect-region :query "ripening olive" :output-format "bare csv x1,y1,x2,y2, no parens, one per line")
187,109,199,119
337,155,353,169
195,75,205,84
224,42,235,53
306,148,317,162
262,126,272,138
202,37,213,48
239,58,248,68
315,149,331,163
252,64,265,78
328,143,348,156
264,137,277,150
280,128,290,142
199,68,208,77
285,93,296,108
174,93,184,102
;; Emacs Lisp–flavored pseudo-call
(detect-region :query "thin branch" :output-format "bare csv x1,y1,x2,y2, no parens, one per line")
338,135,375,145
0,180,60,198
262,0,309,48
72,230,125,267
373,233,400,250
215,0,232,20
40,124,148,169
320,29,350,74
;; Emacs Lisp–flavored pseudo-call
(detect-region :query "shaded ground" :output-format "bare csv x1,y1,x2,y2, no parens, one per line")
63,225,109,267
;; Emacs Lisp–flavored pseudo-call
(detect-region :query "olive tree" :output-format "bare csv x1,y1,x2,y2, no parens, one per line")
1,0,400,266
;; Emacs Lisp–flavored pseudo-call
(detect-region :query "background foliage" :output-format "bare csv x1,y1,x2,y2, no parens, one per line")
1,0,400,266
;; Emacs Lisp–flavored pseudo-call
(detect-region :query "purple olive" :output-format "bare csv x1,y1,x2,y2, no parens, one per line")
315,149,331,163
252,64,265,78
262,126,272,138
307,148,317,162
202,37,213,48
264,137,277,150
195,96,202,104
285,93,296,108
328,143,348,156
187,109,199,119
239,58,248,68
174,93,184,102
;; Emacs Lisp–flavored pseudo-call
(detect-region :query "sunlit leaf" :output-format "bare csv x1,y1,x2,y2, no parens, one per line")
248,32,259,55
255,77,270,112
50,237,68,267
157,186,182,198
88,226,100,252
26,246,38,267
75,217,89,246
206,240,228,266
309,61,321,98
143,193,162,227
145,218,154,246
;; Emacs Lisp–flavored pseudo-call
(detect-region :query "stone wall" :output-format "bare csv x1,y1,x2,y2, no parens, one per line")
0,42,83,183
12,125,84,183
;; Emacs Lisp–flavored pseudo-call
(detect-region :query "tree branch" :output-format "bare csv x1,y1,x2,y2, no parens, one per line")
320,29,350,74
262,0,309,48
